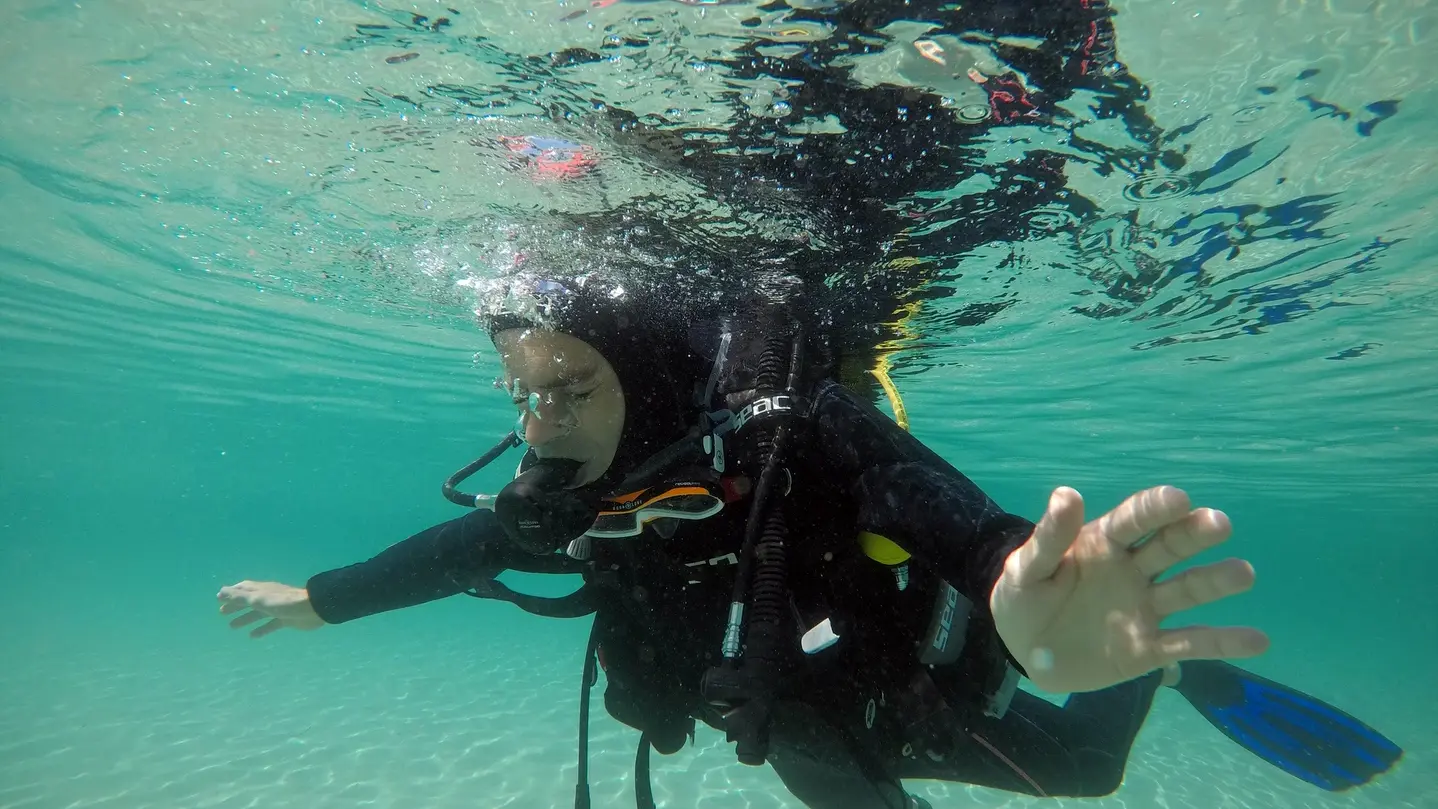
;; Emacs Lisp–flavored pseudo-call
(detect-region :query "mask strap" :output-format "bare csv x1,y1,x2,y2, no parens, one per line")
700,328,732,408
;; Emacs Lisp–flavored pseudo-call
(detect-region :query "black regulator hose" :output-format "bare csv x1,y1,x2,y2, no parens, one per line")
442,431,521,507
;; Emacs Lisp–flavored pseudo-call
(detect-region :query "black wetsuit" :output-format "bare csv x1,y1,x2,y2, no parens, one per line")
307,380,1162,808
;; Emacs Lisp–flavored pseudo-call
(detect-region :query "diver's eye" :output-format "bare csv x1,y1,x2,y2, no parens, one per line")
570,387,599,403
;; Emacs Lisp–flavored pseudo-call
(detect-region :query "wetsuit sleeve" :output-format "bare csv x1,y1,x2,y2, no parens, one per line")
809,380,1034,620
305,509,524,624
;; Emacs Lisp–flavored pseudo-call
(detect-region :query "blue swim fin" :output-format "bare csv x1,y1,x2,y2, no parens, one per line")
1173,660,1402,791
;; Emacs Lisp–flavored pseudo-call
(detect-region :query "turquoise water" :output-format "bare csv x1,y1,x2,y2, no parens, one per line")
2,1,1436,808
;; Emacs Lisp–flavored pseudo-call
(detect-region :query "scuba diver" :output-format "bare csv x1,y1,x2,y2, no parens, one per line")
218,275,1402,809
219,3,1399,807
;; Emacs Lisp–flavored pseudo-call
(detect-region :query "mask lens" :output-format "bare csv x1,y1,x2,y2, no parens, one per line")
506,379,581,434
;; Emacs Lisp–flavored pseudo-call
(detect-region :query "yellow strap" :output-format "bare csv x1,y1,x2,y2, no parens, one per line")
867,295,920,432
869,360,910,432
859,301,919,565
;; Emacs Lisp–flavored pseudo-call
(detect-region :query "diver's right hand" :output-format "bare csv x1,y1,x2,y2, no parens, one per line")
216,580,324,638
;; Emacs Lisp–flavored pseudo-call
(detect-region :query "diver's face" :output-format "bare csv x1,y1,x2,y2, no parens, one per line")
493,327,625,487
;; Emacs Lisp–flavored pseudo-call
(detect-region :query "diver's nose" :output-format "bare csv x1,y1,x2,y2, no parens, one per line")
521,399,573,448
523,413,562,447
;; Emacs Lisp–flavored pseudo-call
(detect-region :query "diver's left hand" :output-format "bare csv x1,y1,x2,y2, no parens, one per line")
989,485,1270,694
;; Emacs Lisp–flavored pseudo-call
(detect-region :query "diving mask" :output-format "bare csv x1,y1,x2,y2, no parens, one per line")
503,376,584,436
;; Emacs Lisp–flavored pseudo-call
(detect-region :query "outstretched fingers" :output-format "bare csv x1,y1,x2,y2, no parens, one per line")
250,619,286,639
1098,486,1193,550
1008,487,1085,586
228,610,267,630
1151,558,1256,617
1132,508,1232,579
216,581,255,601
1156,624,1271,664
